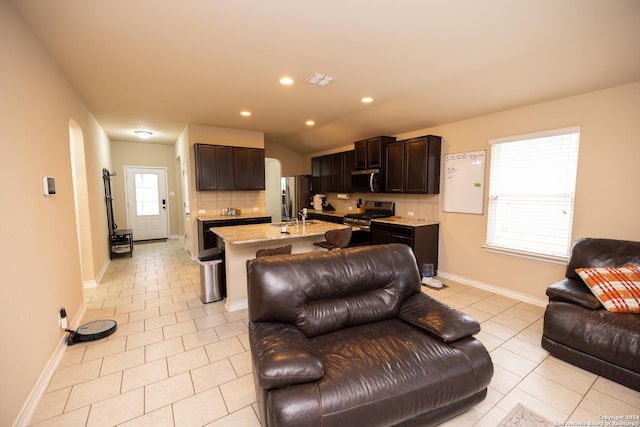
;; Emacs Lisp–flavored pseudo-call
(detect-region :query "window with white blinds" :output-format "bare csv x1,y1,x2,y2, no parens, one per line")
486,126,580,261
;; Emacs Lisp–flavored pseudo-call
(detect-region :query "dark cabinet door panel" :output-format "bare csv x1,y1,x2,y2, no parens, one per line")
195,144,217,190
216,146,236,190
405,137,428,193
384,140,404,192
320,155,332,193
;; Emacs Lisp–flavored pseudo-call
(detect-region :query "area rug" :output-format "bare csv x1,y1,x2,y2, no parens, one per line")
497,403,554,427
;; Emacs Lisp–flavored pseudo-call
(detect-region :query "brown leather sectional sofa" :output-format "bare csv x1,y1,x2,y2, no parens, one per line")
542,238,640,391
246,244,493,427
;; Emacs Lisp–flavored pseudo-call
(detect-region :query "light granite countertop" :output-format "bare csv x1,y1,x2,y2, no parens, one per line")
308,209,439,227
372,217,440,227
210,220,349,245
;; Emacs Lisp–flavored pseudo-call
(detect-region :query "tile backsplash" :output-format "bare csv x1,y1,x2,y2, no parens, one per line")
196,190,264,214
325,193,440,221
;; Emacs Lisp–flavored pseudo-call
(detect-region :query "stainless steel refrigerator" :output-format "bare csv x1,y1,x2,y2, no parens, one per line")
281,175,312,220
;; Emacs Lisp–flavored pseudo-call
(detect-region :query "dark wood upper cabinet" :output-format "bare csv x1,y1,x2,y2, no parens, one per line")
404,135,441,194
331,152,343,192
311,150,356,193
194,144,217,190
320,155,332,193
383,135,442,194
311,157,321,193
342,150,355,193
384,140,405,192
215,145,236,190
194,144,265,191
235,147,265,190
354,140,367,169
355,136,396,170
249,148,265,190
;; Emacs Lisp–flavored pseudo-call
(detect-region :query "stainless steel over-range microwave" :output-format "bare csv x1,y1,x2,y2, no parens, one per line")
351,169,382,193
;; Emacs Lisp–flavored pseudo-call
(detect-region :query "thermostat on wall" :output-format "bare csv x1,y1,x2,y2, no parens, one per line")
43,176,56,196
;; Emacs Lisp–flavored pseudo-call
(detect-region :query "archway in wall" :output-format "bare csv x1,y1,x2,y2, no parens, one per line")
69,119,95,287
265,158,282,222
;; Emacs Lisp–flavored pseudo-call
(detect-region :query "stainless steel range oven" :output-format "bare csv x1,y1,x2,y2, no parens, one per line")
344,201,395,245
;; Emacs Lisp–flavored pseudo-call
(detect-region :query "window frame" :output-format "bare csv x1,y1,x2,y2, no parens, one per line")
484,126,581,263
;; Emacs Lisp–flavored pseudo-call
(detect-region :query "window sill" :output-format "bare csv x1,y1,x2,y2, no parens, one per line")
483,245,568,265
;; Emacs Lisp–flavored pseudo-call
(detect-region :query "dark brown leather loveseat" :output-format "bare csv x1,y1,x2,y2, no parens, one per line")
542,237,640,391
246,243,493,427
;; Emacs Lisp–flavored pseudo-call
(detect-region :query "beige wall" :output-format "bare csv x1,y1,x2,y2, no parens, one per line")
0,2,112,425
177,124,266,256
110,141,181,238
265,141,309,176
394,82,640,302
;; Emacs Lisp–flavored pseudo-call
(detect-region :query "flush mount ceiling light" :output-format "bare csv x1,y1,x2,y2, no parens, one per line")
305,72,336,86
240,111,251,117
134,130,153,139
279,77,294,85
305,120,315,126
361,97,374,103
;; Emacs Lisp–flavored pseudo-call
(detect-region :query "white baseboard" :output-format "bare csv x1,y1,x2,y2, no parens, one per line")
437,271,548,307
13,303,87,427
225,299,248,312
83,256,109,289
82,280,97,289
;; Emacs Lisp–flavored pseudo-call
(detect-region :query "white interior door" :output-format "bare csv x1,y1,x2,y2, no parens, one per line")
125,166,169,241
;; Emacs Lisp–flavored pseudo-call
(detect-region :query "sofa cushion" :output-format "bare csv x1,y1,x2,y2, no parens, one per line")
399,292,480,342
266,319,493,427
576,264,640,313
546,279,602,310
544,301,640,373
250,322,324,389
247,244,420,338
565,238,640,280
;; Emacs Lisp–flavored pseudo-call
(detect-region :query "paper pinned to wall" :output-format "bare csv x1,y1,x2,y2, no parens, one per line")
443,150,486,214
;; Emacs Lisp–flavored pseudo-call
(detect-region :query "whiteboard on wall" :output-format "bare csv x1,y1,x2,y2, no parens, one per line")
443,150,486,214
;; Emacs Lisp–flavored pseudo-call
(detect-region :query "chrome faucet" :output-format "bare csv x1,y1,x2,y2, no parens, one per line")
298,208,308,226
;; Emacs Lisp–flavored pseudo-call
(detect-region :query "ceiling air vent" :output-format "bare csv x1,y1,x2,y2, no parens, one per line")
305,73,336,86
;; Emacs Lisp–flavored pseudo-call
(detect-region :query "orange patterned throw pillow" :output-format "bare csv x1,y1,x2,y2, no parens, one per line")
575,264,640,313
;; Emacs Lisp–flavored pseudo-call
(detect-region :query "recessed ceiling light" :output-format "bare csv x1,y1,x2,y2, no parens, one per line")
305,73,336,86
305,120,315,126
361,97,374,103
134,130,153,139
240,111,251,117
279,77,294,85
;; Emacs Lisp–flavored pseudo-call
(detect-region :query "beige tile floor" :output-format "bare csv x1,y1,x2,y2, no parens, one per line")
29,239,640,426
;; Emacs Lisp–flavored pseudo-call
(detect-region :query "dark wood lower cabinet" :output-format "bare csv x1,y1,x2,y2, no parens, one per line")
371,222,439,274
198,217,271,252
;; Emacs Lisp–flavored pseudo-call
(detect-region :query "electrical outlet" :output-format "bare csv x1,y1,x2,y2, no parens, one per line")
198,209,206,214
253,207,259,212
58,307,68,329
408,211,415,217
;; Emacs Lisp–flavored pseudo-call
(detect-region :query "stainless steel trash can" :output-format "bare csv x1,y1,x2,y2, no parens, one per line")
198,248,225,303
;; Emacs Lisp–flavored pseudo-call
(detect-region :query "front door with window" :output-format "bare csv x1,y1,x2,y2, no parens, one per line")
125,166,169,241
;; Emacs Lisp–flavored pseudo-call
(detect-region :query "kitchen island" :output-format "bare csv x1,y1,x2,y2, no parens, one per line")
211,220,350,312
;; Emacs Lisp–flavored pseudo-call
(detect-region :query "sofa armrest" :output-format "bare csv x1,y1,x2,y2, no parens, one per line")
249,322,324,389
399,292,480,343
546,278,602,310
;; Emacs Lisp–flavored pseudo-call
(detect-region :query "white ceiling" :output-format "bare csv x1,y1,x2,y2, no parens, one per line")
11,0,640,154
